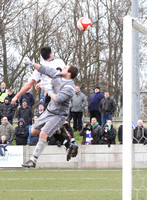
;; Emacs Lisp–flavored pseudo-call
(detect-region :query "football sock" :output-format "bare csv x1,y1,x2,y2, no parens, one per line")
30,140,46,163
63,139,70,149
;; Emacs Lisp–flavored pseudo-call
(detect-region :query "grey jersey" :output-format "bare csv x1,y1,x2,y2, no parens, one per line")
38,65,75,115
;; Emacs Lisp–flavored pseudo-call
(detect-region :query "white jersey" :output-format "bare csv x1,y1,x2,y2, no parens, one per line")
30,59,65,91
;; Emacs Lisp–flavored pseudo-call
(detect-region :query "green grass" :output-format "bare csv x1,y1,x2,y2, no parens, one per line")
0,169,146,200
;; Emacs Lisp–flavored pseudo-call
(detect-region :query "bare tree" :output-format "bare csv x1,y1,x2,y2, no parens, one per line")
0,0,146,115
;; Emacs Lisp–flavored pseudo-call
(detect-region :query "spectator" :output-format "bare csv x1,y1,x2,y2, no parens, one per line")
133,119,147,144
7,88,15,103
29,116,39,146
0,82,8,104
118,124,123,144
19,90,35,108
47,130,65,146
99,92,116,127
35,104,45,117
0,82,8,125
17,99,33,126
107,120,116,144
88,86,104,125
7,88,18,124
80,122,93,145
0,97,16,125
14,118,29,145
80,117,102,145
90,117,103,144
0,135,9,145
0,117,14,145
71,86,87,131
67,108,73,125
99,123,114,146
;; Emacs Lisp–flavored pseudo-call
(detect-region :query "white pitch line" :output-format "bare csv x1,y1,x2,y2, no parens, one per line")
0,189,123,192
0,189,146,192
0,177,121,180
0,169,147,173
0,169,123,172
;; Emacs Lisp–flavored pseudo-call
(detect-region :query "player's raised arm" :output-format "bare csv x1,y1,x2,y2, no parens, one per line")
11,79,36,105
23,57,59,78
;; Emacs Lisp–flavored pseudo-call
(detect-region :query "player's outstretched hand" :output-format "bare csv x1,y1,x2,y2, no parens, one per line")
11,96,18,105
23,57,34,66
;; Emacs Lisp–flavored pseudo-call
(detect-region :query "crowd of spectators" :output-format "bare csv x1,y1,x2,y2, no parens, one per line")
0,81,147,146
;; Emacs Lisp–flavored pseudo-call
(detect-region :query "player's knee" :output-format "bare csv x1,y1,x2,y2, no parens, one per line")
39,131,48,141
31,128,40,135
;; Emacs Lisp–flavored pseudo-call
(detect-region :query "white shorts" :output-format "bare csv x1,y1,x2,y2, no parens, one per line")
33,109,67,137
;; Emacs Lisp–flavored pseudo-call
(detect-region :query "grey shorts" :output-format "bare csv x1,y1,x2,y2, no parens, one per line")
33,109,67,137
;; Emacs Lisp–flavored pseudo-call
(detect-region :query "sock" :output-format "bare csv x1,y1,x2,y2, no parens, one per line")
71,138,75,143
30,140,46,163
63,139,70,149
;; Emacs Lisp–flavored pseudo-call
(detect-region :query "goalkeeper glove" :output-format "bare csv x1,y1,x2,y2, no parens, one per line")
23,57,34,66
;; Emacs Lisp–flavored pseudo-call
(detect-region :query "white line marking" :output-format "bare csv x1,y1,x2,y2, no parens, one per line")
0,169,146,173
0,189,146,192
0,177,121,180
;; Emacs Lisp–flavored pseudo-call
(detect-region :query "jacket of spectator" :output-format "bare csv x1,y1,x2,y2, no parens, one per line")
7,90,15,103
71,91,87,112
107,120,116,144
17,101,33,126
29,125,39,146
109,124,116,144
118,124,123,144
0,119,14,143
99,97,116,114
14,118,29,145
91,122,102,144
0,88,8,104
88,92,104,111
0,97,16,120
30,134,39,146
19,92,35,107
99,124,114,146
80,122,102,145
133,125,147,144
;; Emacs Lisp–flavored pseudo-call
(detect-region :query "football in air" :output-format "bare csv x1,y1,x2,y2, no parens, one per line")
77,17,92,31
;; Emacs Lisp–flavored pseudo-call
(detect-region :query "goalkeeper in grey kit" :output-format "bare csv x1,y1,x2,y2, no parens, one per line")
22,61,78,168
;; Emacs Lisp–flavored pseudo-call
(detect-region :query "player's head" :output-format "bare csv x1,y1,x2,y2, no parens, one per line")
40,46,52,60
67,64,78,79
61,64,78,79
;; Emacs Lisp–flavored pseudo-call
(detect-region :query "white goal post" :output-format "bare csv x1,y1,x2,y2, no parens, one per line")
123,15,147,200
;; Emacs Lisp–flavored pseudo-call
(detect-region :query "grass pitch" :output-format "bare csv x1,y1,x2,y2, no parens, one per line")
0,168,146,200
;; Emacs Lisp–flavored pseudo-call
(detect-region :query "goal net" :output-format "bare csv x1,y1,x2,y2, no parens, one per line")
123,15,147,200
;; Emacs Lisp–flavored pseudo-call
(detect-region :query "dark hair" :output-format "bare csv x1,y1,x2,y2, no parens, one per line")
68,65,78,79
40,46,52,60
95,86,100,90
